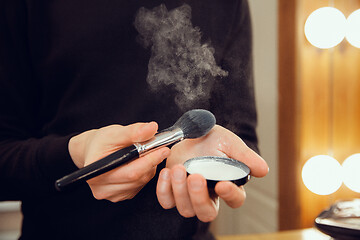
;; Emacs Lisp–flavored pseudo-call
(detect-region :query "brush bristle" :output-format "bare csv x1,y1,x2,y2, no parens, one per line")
174,109,216,139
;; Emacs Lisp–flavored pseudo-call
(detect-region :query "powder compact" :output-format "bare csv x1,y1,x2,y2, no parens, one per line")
184,156,251,188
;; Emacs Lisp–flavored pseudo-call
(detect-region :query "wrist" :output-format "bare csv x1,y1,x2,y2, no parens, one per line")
68,129,96,169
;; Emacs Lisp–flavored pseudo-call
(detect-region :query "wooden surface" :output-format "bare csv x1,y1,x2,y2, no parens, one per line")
298,0,360,228
278,0,360,230
217,228,330,240
278,0,302,230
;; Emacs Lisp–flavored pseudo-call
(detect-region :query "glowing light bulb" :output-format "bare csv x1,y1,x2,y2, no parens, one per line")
304,7,346,49
342,154,360,193
346,9,360,48
302,155,342,195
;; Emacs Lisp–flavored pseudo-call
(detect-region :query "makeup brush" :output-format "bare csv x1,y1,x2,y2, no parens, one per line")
55,109,216,191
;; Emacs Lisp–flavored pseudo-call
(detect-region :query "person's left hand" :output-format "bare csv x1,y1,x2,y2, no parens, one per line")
156,125,268,222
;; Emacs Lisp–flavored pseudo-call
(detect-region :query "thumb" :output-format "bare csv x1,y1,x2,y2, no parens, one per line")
94,122,158,147
130,121,158,143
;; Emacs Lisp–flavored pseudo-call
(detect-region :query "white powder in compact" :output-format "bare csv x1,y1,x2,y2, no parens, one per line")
186,161,248,181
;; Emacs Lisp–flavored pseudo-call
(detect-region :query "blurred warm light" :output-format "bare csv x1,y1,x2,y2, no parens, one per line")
346,9,360,48
304,7,346,49
302,155,343,195
342,154,360,193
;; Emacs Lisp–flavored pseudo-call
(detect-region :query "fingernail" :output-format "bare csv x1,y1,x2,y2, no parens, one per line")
160,170,170,180
189,179,204,190
162,149,169,159
138,122,151,134
172,168,185,181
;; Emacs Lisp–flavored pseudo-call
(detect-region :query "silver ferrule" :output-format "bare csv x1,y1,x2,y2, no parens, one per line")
134,127,184,156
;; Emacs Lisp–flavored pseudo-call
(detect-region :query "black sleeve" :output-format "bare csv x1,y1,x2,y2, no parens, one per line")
210,0,259,152
0,0,78,200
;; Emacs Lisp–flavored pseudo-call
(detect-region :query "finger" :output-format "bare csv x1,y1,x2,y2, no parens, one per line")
216,126,268,177
215,181,246,208
88,167,155,197
131,121,159,143
171,165,195,218
107,187,143,202
156,168,175,209
187,174,219,222
89,182,142,201
98,122,158,147
105,147,170,184
235,148,268,178
89,166,156,201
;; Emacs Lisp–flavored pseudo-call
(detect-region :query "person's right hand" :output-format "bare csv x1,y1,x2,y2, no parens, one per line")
68,122,171,202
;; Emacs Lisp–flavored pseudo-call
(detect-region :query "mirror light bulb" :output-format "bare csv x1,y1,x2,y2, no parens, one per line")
304,7,346,49
342,154,360,193
346,9,360,48
302,155,342,195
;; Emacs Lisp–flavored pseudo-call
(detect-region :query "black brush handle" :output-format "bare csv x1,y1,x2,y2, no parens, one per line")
55,145,139,191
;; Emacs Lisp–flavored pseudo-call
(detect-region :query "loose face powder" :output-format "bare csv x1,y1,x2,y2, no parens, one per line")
184,156,250,187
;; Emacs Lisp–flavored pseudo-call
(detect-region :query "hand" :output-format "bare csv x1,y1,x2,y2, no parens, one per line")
68,122,171,202
156,125,268,222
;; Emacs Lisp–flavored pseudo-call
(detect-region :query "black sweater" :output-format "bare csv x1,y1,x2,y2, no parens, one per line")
0,0,257,239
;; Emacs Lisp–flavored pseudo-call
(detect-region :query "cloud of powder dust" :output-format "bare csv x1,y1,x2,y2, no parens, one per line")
134,4,228,111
